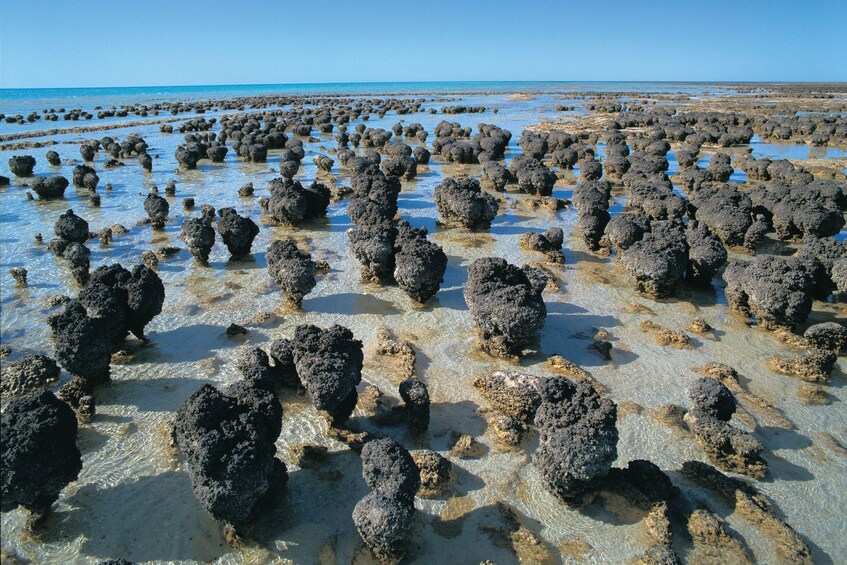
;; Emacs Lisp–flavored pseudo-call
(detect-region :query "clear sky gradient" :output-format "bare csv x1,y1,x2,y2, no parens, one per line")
1,0,845,88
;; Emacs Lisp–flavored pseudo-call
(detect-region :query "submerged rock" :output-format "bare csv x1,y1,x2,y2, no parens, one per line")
0,355,61,399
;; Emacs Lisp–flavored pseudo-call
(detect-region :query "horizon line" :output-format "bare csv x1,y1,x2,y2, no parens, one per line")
3,79,847,92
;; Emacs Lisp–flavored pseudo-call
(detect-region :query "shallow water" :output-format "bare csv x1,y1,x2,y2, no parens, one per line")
1,86,846,564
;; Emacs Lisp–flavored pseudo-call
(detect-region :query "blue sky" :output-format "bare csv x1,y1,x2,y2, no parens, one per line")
1,0,845,88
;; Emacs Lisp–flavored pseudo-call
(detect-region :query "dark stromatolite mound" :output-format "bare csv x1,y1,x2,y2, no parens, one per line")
687,377,736,421
604,212,651,252
290,324,364,424
685,378,766,477
687,184,758,248
180,217,215,262
266,239,316,307
9,155,36,177
348,220,398,282
71,164,97,188
267,179,330,225
754,181,846,241
78,280,129,346
51,300,112,390
174,382,286,535
620,220,689,298
572,180,611,250
1,391,82,521
685,221,727,284
481,161,512,190
353,438,420,560
347,165,401,225
144,193,169,228
123,265,166,338
464,257,547,357
433,177,499,229
54,209,89,243
399,378,430,433
533,379,618,506
64,242,91,285
1,355,61,399
32,175,69,200
46,150,61,166
216,208,259,258
723,255,815,330
509,154,557,195
393,221,447,303
804,322,847,355
795,235,846,299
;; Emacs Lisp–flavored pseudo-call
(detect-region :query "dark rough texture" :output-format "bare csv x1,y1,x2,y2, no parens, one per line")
399,378,430,433
393,222,447,303
620,221,689,298
572,180,611,250
352,490,415,560
54,209,89,243
795,235,846,299
144,194,169,228
804,322,847,355
723,255,814,330
354,438,420,559
1,355,61,399
685,221,727,284
1,391,82,517
434,177,499,229
217,208,259,257
52,300,112,388
465,258,547,357
174,382,285,531
32,176,69,200
687,378,736,421
347,165,401,226
124,265,166,338
290,324,363,424
9,155,36,177
64,242,91,286
348,220,397,282
509,155,557,196
180,218,215,262
266,239,316,307
268,179,330,225
360,438,421,500
604,213,651,252
533,379,619,506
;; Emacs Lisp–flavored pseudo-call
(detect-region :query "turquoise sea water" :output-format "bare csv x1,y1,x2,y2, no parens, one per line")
0,80,744,115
